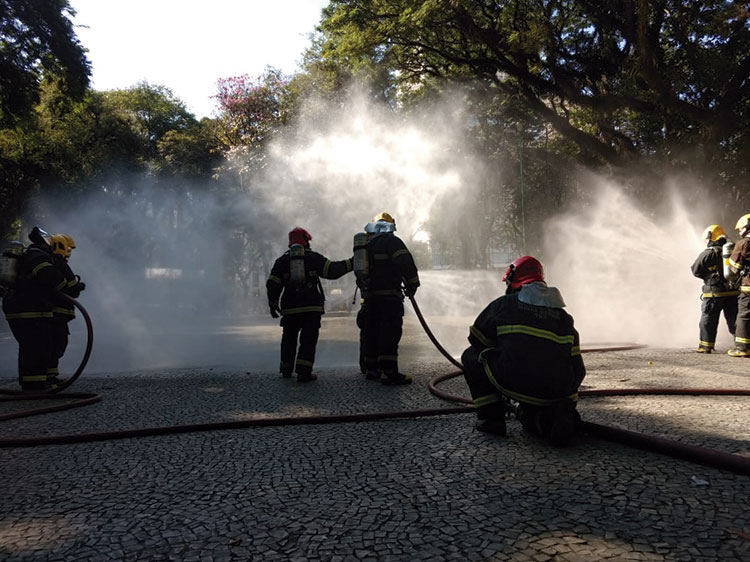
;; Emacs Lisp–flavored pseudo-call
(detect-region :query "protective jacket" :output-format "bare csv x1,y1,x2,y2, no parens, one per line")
361,233,419,299
267,249,352,315
2,244,67,320
51,256,84,321
467,282,585,405
729,237,750,293
691,243,739,297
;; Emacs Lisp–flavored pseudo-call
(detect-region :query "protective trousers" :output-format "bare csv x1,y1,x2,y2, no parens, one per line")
363,299,403,375
7,317,56,390
735,293,750,351
280,312,321,376
460,346,505,420
356,303,367,374
50,320,71,376
699,295,738,349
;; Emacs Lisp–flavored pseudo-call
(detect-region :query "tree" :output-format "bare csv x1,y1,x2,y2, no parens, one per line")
318,1,750,169
102,82,198,162
156,120,222,179
0,80,218,237
214,67,292,149
0,0,90,126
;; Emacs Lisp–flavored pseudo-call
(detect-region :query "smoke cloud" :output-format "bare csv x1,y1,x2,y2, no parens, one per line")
545,173,731,349
0,88,488,376
0,88,733,379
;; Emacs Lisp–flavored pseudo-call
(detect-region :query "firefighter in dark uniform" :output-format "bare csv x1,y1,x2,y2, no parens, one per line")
690,225,738,353
48,234,85,376
2,228,83,391
360,212,420,386
461,256,585,446
727,214,750,357
266,227,353,382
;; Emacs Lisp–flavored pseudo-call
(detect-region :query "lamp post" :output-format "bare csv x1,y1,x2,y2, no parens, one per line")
517,122,526,254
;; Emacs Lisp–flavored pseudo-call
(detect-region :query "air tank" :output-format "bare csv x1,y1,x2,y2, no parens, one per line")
289,244,306,285
353,231,369,281
0,241,24,290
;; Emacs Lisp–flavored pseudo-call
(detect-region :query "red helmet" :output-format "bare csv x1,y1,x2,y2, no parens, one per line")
502,256,544,289
288,227,312,247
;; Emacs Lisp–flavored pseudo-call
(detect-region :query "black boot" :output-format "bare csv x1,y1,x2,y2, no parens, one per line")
380,372,412,385
548,399,579,447
475,403,507,436
475,417,507,436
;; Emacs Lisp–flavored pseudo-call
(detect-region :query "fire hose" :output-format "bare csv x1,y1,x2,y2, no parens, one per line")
410,296,750,476
0,293,101,420
1,295,750,479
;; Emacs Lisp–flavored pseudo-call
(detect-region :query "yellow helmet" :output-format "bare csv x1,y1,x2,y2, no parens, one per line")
736,214,750,237
702,224,727,244
365,211,397,233
373,211,395,225
48,234,76,258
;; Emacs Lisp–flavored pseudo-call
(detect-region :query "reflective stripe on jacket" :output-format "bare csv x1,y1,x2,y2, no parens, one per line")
361,233,419,299
2,245,66,319
467,289,585,404
266,248,352,316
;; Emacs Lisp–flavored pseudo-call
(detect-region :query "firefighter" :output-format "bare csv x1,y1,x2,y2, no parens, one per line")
2,228,81,391
266,227,353,382
727,214,750,357
48,234,85,376
460,256,585,446
359,212,420,385
690,225,738,353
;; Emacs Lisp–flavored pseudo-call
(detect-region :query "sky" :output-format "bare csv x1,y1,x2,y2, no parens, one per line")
69,0,330,119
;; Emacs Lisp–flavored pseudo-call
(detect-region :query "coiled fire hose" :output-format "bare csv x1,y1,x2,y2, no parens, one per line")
0,293,101,420
1,295,750,479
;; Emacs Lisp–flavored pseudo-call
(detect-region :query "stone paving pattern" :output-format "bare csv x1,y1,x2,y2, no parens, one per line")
1,347,750,561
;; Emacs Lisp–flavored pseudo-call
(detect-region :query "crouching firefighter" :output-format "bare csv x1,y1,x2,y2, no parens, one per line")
460,256,586,446
1,227,84,392
690,224,738,353
266,227,353,382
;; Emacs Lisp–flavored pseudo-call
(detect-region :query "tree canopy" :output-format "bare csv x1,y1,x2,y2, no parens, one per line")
0,0,90,126
318,1,750,169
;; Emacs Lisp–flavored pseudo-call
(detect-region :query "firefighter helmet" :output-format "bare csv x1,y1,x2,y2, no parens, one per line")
502,256,544,289
365,212,397,233
735,214,750,238
373,211,395,225
48,234,76,258
702,224,727,244
288,227,312,247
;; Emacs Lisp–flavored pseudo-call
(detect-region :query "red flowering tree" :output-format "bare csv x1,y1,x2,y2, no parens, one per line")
214,67,291,149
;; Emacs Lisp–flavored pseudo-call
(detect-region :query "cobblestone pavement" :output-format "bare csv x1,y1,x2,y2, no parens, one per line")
1,346,750,561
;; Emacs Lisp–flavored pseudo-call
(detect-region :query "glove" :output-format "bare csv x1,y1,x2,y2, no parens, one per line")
269,303,280,318
77,281,86,292
404,284,418,298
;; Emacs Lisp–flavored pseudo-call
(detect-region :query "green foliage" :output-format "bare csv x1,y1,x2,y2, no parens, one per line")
318,0,750,171
101,82,198,160
157,123,223,179
0,78,220,237
0,0,90,126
